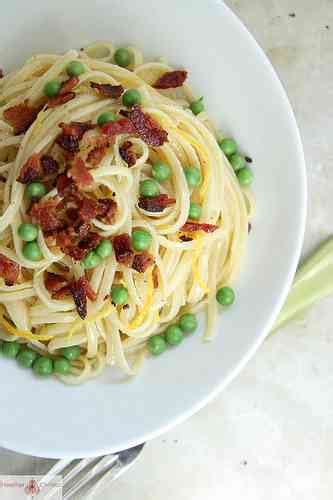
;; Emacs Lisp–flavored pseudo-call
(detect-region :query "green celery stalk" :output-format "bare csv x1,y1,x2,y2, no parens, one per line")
272,237,333,332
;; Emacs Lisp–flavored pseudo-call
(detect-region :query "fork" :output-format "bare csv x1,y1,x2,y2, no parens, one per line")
40,443,144,499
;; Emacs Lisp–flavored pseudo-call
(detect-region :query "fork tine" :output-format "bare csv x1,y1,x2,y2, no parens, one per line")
63,455,118,500
38,459,72,500
62,457,98,487
40,458,72,489
83,445,144,499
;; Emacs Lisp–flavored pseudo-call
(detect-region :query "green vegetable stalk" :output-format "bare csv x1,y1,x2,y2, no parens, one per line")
273,237,333,332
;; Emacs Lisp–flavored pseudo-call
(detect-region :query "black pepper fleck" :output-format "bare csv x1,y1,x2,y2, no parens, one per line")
289,12,296,18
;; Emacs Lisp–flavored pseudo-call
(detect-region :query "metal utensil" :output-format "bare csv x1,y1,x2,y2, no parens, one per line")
41,443,144,499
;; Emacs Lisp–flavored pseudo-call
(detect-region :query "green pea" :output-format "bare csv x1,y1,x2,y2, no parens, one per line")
33,356,53,376
26,182,47,200
17,348,38,368
66,60,85,77
1,341,21,358
139,179,160,197
23,241,42,261
54,357,71,375
237,167,254,187
216,286,235,306
95,240,113,259
147,335,166,356
43,79,61,97
114,48,132,68
188,202,202,221
82,251,102,269
132,229,152,251
179,313,198,333
152,161,172,182
61,345,81,361
229,154,246,171
165,325,184,346
18,223,39,242
97,111,118,126
218,138,238,156
184,166,202,188
190,96,204,115
111,284,128,305
122,89,142,107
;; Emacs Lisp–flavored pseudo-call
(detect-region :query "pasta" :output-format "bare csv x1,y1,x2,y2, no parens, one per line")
0,42,254,383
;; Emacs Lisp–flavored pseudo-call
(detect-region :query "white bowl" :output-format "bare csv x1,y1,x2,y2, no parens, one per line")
0,0,306,458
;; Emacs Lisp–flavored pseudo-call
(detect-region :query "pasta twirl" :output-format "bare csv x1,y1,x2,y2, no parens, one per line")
0,43,254,383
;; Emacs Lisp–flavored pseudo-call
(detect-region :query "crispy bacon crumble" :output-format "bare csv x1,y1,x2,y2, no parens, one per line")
0,254,20,285
153,70,187,89
90,82,124,99
119,140,136,166
138,194,176,212
181,222,218,233
113,234,134,265
3,101,39,135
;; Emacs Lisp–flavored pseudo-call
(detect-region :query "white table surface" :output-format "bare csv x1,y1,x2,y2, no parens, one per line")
1,1,332,499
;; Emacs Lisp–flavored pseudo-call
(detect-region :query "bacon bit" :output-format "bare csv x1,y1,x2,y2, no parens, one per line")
45,272,68,295
138,194,175,212
86,136,111,166
17,154,42,184
179,235,193,242
119,140,136,166
0,69,3,79
76,232,101,255
113,234,134,265
59,121,94,139
0,175,6,182
56,121,95,153
78,196,99,221
56,133,79,153
56,229,101,261
101,118,135,136
67,277,97,317
56,174,78,197
0,254,20,285
97,198,117,223
52,285,71,299
40,155,59,175
132,251,154,273
47,92,75,109
59,76,80,95
69,157,93,188
128,105,168,147
3,101,39,135
31,198,64,232
181,222,218,233
18,154,58,184
153,70,187,89
152,267,159,288
69,277,88,319
90,82,124,99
